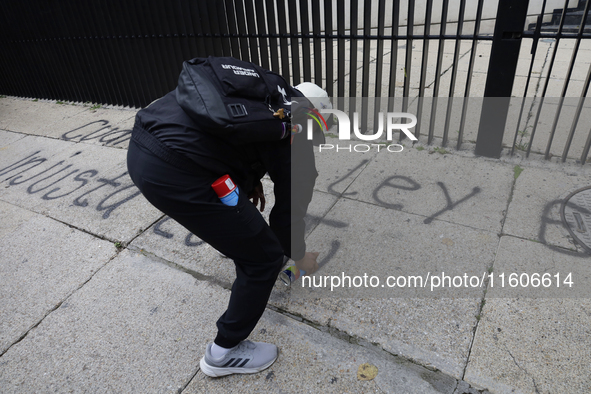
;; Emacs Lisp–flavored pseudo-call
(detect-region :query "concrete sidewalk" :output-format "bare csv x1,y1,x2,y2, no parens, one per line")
0,95,590,394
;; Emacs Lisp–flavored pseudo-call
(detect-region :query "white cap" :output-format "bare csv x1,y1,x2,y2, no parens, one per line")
295,82,332,110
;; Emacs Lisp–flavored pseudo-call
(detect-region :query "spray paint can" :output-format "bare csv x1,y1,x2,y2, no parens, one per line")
212,175,239,206
279,265,306,286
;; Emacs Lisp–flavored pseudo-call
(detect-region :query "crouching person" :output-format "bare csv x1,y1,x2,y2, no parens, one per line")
126,56,328,377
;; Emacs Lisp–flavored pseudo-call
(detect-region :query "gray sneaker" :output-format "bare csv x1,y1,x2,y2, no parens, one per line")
199,340,278,377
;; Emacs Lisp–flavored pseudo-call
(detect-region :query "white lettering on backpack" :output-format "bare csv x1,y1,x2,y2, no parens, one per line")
221,64,260,78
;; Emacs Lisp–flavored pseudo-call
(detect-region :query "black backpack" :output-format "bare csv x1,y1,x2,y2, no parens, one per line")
175,56,304,143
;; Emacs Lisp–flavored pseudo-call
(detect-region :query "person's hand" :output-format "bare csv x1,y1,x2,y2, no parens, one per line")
248,182,266,212
295,252,319,275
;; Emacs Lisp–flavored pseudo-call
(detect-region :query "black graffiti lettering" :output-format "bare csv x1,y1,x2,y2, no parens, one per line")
110,134,132,147
153,217,174,239
98,127,132,145
423,182,481,224
317,240,341,271
79,126,114,142
185,232,204,247
304,214,348,235
62,120,109,141
327,159,368,196
0,152,47,182
9,160,68,186
1,150,143,221
372,175,421,210
27,165,78,194
42,170,98,200
96,181,141,219
62,121,132,147
73,172,126,207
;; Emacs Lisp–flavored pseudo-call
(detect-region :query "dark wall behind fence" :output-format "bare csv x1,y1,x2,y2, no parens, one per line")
0,0,240,108
0,0,497,109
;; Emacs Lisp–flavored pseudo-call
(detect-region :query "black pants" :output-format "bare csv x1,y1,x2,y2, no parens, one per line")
127,139,284,348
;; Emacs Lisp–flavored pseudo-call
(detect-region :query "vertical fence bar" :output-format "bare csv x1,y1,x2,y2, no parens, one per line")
224,0,242,59
526,0,569,157
402,0,415,114
374,0,386,98
255,0,271,69
175,0,196,61
458,0,485,149
324,0,334,96
299,0,312,82
428,0,449,144
243,0,260,64
562,62,591,161
415,0,434,139
510,1,546,156
265,0,280,73
275,0,291,80
442,0,467,147
582,126,591,164
372,0,387,134
349,0,359,98
213,0,232,57
475,0,530,158
311,0,323,87
288,0,301,84
202,0,227,58
233,0,251,61
337,0,346,97
189,1,211,58
388,0,401,113
361,0,373,130
361,0,372,98
544,0,591,160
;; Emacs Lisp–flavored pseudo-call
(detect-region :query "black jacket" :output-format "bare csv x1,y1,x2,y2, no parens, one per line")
131,90,317,261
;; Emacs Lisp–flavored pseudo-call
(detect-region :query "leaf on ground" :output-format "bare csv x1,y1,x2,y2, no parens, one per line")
357,363,378,381
513,165,524,180
442,238,454,246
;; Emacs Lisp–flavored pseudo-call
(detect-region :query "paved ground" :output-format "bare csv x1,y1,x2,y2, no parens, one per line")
1,59,590,393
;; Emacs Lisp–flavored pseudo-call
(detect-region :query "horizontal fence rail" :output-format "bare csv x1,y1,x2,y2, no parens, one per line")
0,0,590,164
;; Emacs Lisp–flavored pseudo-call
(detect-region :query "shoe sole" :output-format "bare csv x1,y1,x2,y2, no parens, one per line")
199,354,278,378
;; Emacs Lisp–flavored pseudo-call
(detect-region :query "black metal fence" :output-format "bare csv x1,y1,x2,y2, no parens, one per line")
1,0,590,164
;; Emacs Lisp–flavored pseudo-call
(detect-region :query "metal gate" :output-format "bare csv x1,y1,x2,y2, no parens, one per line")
0,0,590,164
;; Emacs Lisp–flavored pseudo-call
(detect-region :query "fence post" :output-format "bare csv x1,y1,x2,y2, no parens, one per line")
475,0,530,158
